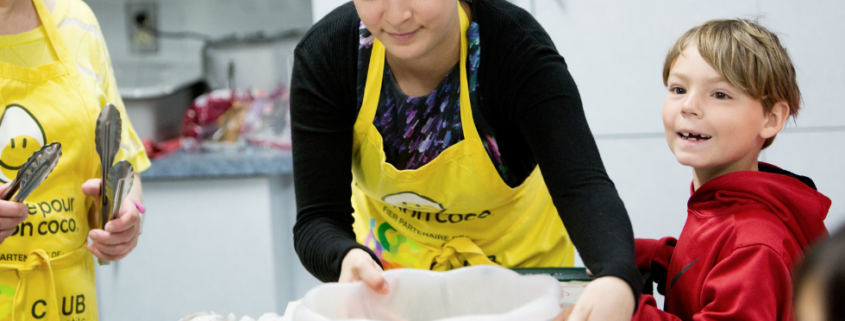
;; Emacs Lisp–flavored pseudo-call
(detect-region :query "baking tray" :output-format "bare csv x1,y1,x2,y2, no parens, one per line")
511,267,594,282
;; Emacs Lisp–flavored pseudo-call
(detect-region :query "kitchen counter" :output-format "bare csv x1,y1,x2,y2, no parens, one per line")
140,147,293,180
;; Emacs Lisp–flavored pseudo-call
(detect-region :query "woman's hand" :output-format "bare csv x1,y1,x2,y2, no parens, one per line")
339,248,389,294
83,178,142,261
0,184,29,244
555,276,634,321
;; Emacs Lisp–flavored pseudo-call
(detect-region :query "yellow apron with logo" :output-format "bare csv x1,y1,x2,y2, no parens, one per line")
351,3,574,271
0,0,104,320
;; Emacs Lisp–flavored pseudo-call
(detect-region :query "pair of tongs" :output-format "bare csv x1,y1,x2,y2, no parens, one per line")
0,143,62,203
96,104,135,265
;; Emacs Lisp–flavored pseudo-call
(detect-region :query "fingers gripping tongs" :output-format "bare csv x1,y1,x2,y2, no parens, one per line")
95,104,135,265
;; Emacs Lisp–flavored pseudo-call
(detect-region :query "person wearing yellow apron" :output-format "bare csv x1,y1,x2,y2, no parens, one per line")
291,0,640,320
0,0,150,320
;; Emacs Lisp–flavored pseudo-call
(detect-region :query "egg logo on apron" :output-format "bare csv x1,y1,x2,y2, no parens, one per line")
382,192,445,213
0,104,47,183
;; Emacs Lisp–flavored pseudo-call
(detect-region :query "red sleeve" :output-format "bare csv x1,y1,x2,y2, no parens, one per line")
635,237,676,271
691,245,794,321
632,295,683,321
633,245,793,321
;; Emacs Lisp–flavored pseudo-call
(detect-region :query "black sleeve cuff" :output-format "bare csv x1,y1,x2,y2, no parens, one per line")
594,264,644,313
329,243,384,282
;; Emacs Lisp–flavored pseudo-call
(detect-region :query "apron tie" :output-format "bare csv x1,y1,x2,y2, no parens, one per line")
11,250,60,321
0,246,88,321
428,237,497,271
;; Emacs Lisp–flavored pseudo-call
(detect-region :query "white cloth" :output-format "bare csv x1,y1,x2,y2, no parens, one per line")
178,311,285,321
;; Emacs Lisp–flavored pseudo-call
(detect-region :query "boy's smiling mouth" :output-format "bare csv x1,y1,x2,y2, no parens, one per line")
678,131,712,141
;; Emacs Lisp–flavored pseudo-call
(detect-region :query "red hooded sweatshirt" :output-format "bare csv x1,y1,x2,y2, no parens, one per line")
632,163,830,321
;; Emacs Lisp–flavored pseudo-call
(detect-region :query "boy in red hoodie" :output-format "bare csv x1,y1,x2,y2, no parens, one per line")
632,19,831,321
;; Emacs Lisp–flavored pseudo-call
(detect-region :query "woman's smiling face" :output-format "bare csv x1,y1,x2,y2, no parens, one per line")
354,0,460,61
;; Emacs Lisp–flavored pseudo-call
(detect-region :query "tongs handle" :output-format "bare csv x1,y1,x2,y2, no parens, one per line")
0,142,62,203
0,183,20,201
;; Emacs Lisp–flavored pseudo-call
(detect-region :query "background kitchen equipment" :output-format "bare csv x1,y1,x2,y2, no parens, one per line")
179,30,304,151
118,27,303,144
203,30,302,91
116,61,207,142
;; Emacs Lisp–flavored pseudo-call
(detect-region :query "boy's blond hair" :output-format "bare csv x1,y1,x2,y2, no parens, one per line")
663,19,800,149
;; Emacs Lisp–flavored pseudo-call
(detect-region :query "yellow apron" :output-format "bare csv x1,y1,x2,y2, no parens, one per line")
0,0,102,319
351,3,574,271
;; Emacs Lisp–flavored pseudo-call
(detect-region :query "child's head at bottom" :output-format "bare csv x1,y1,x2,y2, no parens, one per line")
661,19,801,185
794,226,845,321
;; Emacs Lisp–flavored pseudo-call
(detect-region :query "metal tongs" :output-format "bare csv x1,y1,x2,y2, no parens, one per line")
0,143,62,202
95,104,135,265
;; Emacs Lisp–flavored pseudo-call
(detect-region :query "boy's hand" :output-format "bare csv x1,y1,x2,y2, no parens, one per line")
0,184,29,244
557,276,634,321
83,179,142,261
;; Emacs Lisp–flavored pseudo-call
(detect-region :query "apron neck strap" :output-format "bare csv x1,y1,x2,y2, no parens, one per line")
355,3,472,147
29,0,100,110
31,0,76,67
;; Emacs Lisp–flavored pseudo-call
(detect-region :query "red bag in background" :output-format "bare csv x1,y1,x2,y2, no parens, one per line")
143,86,291,159
143,138,182,160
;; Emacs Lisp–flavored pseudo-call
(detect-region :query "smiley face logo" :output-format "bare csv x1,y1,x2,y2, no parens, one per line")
0,105,47,183
382,192,446,213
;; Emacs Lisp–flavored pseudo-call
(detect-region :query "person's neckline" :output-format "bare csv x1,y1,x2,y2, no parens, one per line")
0,0,60,35
0,24,46,45
385,62,459,100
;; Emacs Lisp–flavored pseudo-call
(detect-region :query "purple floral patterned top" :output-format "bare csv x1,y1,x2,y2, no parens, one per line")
357,21,513,185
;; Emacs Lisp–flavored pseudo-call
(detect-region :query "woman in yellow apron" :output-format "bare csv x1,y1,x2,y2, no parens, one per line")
0,0,150,319
291,0,639,320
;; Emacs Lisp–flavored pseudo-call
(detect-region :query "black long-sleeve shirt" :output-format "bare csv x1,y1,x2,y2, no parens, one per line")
290,0,641,302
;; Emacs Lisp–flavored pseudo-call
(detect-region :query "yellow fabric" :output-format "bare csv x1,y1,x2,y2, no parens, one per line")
0,0,150,173
0,0,150,319
351,3,574,272
0,246,93,321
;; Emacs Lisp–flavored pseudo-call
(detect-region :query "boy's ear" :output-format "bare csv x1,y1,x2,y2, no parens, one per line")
761,101,790,139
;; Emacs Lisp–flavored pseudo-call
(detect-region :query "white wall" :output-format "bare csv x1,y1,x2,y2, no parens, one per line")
312,0,347,24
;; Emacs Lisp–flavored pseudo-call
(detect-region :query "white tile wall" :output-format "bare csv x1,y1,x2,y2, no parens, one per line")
765,130,845,230
511,0,845,134
758,0,845,128
311,0,348,24
595,135,691,240
528,0,760,135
